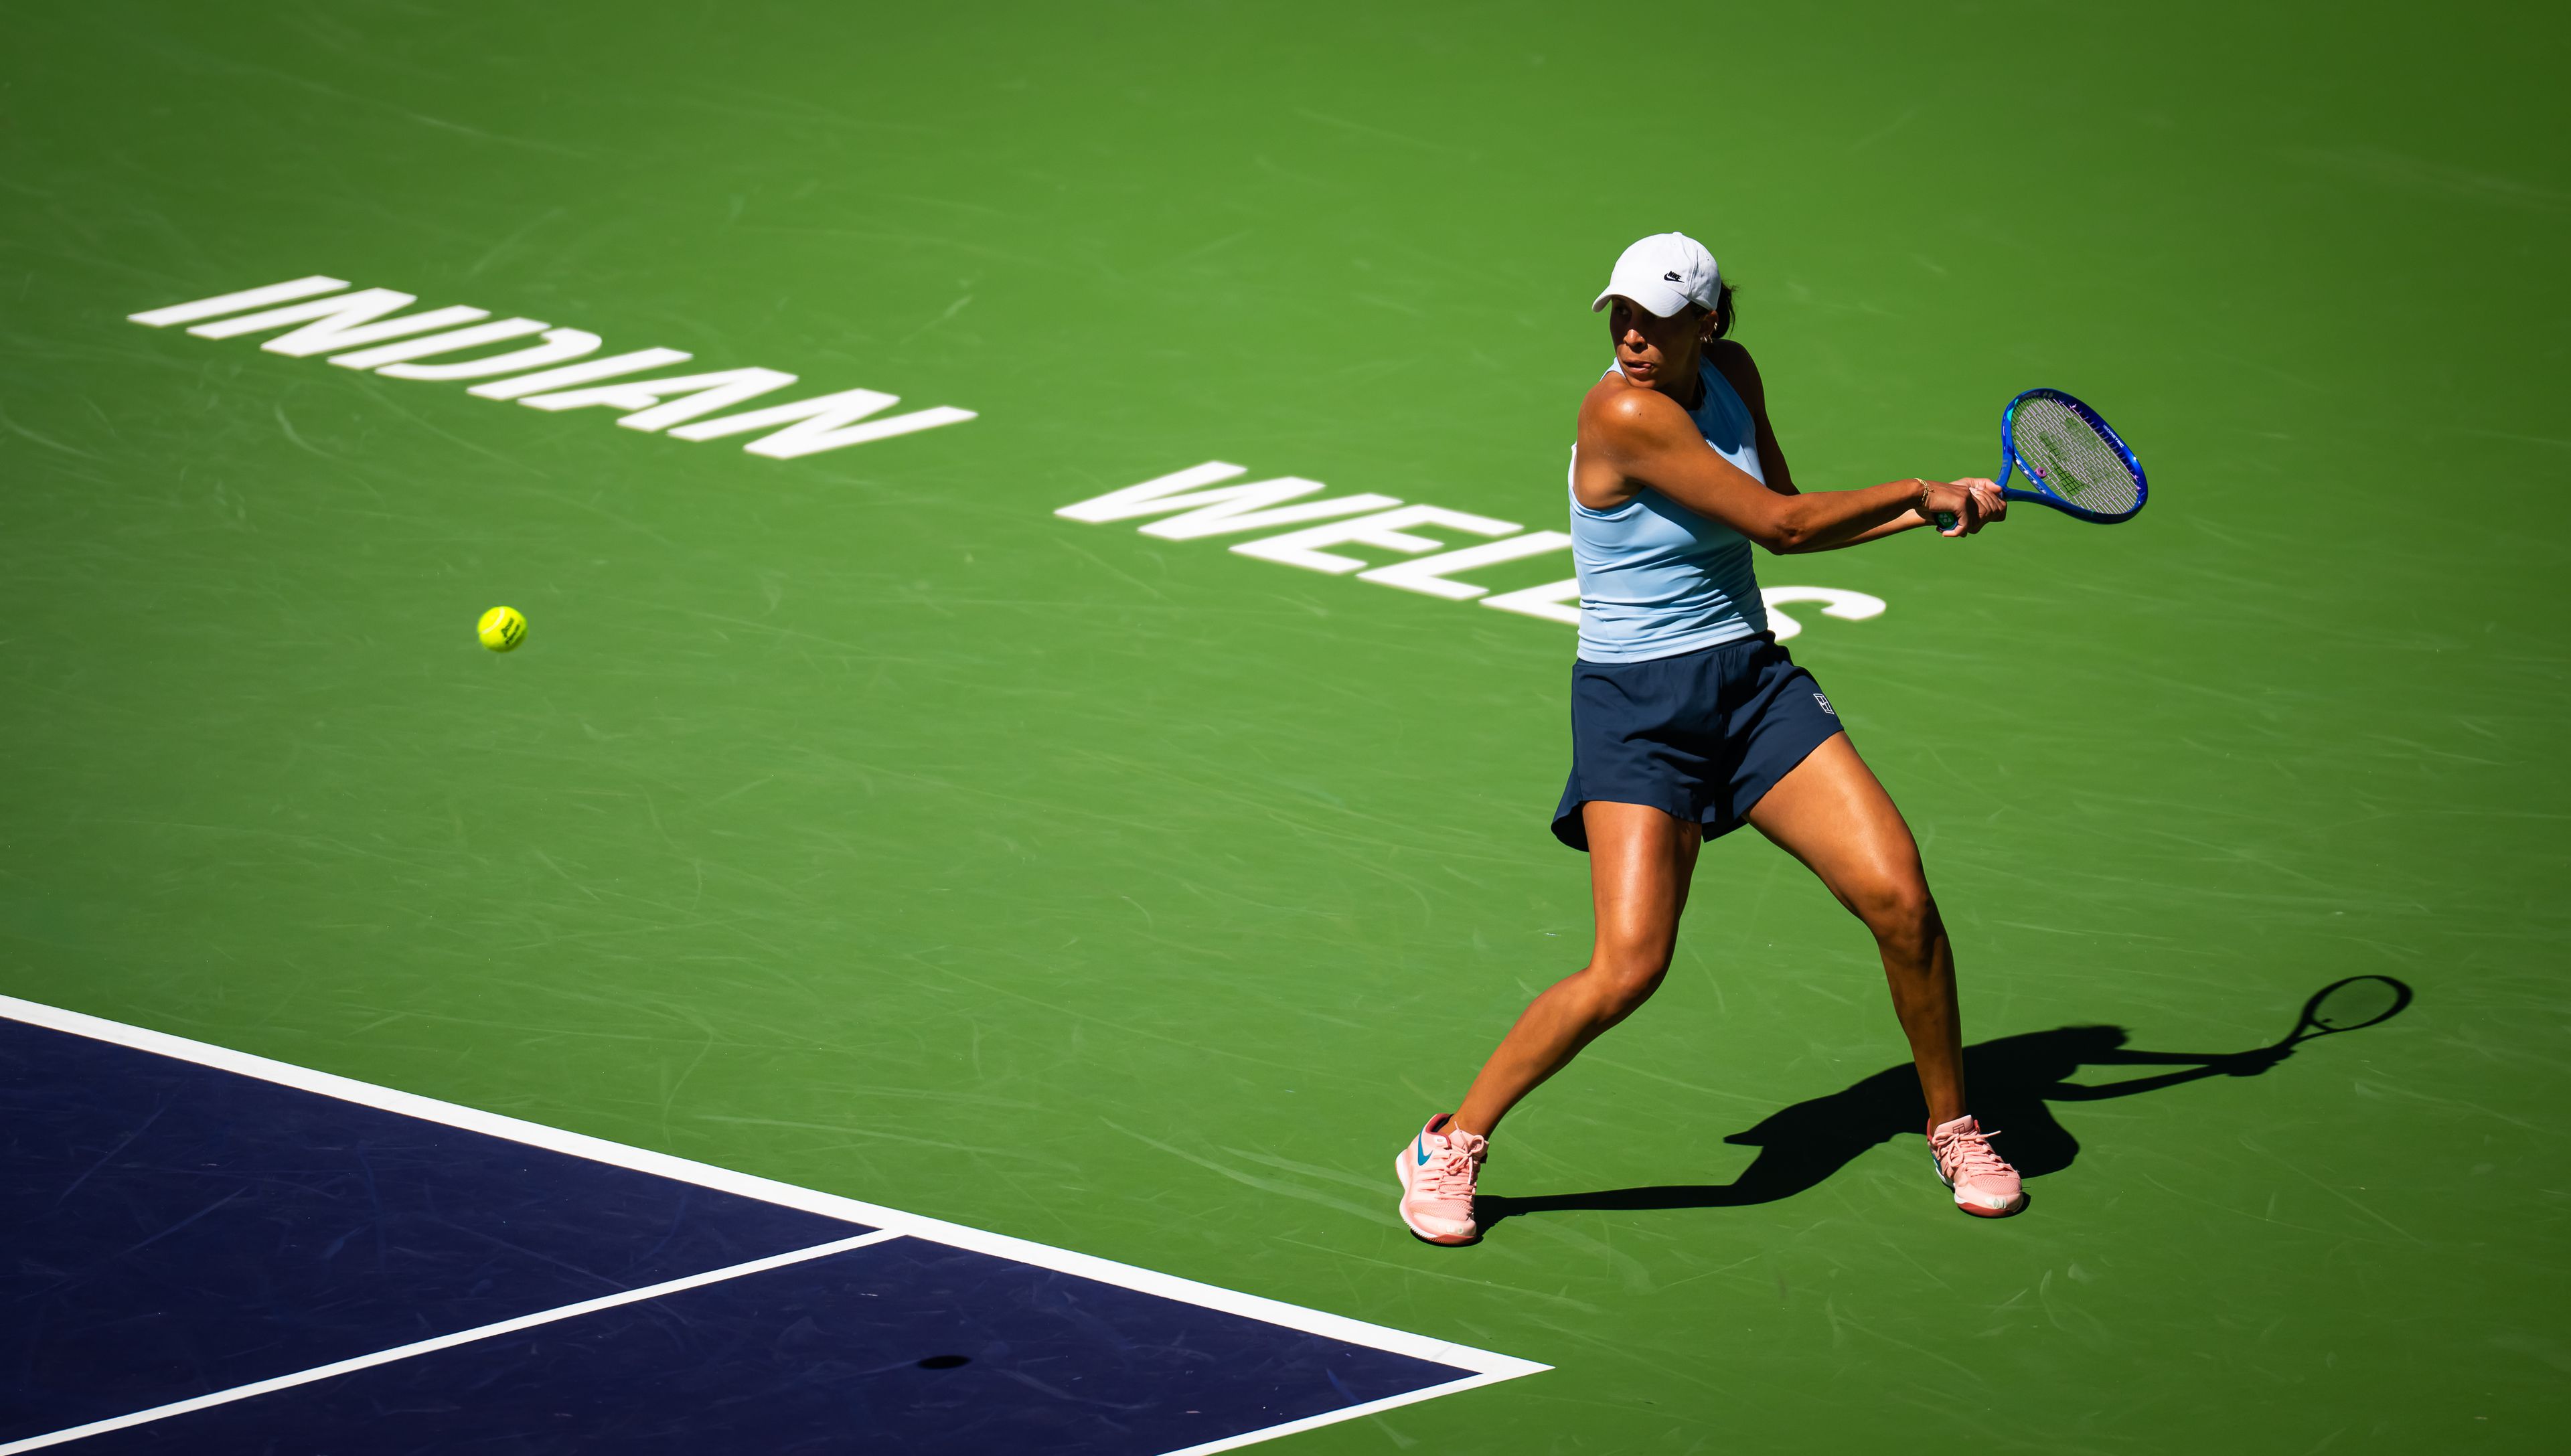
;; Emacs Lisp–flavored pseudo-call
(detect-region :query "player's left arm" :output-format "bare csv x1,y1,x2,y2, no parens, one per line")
1709,341,1942,551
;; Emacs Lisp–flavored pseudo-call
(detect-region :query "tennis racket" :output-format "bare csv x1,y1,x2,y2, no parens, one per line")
1934,387,2148,532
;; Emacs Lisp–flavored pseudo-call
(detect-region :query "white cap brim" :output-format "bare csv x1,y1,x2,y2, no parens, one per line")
1591,278,1693,317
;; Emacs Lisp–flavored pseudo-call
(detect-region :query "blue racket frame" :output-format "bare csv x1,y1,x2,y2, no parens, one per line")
1994,386,2148,524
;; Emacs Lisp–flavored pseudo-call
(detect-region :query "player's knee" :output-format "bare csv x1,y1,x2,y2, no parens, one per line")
1856,876,1938,950
1585,949,1670,1020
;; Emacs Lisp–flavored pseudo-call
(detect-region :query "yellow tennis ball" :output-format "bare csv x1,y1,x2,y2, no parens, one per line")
477,605,526,653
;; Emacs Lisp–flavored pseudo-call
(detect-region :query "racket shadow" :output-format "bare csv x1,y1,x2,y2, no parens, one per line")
1475,978,2413,1230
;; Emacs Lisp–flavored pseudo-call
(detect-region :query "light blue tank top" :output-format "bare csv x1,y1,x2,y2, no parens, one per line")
1569,359,1771,662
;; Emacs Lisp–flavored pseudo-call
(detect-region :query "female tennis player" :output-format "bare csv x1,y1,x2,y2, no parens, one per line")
1395,232,2024,1243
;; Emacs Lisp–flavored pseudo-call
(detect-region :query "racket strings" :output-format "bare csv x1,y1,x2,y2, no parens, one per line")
2011,397,2140,515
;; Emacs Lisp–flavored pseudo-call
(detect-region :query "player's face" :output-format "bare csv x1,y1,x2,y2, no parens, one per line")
1604,297,1701,388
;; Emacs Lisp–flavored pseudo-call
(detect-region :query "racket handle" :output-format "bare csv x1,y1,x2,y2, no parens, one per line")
1932,510,1958,534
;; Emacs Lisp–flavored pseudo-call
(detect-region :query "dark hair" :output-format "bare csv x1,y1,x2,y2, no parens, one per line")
1687,280,1739,341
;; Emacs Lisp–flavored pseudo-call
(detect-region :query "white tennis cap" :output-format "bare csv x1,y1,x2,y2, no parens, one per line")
1591,232,1721,317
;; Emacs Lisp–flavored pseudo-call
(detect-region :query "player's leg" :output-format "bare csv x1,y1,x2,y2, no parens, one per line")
1744,735,1960,1118
1395,800,1697,1245
1452,800,1701,1138
1745,733,2025,1215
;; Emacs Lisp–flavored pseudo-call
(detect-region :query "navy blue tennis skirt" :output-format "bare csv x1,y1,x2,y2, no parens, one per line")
1551,632,1845,851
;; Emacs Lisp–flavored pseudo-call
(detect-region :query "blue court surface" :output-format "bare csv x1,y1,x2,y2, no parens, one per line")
0,998,1543,1454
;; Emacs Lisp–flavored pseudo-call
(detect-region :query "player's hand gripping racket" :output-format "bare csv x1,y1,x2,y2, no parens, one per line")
1934,387,2148,533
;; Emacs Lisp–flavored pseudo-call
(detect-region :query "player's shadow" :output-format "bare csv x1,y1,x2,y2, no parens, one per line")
1476,987,2408,1228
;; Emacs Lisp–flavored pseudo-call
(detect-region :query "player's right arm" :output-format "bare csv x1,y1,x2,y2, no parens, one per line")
1575,382,1998,553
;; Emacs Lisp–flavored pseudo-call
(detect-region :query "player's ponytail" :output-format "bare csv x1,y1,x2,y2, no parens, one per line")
1709,279,1737,340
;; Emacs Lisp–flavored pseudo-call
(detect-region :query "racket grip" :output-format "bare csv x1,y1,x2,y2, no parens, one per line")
1932,510,1959,534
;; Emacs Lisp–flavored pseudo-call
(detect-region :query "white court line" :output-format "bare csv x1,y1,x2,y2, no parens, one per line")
1158,1369,1526,1456
1,995,1549,1452
0,1230,902,1455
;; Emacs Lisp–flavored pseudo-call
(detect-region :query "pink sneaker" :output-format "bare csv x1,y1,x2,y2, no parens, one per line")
1928,1115,2027,1217
1395,1115,1485,1244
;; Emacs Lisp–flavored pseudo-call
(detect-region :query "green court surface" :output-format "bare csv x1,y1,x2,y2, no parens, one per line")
5,1,2568,1450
